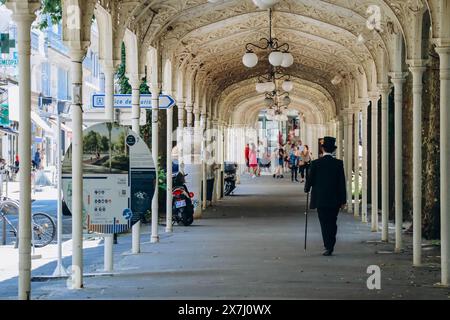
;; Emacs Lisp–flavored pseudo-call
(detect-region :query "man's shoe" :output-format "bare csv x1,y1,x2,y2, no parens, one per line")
322,250,332,256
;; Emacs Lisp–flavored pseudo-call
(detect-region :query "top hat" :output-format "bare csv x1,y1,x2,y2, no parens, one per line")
322,136,337,150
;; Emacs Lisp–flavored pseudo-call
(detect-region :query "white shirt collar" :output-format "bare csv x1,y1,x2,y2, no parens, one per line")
322,152,333,157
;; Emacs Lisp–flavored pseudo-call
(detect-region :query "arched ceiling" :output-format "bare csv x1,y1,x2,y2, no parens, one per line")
111,0,434,125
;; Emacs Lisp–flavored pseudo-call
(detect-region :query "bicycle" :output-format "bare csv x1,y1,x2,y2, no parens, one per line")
0,197,56,248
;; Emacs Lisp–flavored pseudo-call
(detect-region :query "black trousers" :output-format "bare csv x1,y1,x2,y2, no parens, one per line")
291,165,298,180
317,207,339,251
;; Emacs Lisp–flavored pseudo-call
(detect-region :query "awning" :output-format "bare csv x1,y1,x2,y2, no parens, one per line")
0,126,18,135
48,118,73,133
31,111,54,136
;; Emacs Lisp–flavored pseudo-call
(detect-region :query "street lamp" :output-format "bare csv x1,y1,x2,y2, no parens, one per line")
242,8,294,68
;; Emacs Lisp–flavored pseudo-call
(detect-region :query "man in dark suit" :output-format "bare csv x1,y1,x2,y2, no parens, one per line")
304,137,346,256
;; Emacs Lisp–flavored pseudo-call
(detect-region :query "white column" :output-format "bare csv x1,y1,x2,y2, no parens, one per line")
391,75,406,252
354,109,360,217
336,118,342,159
131,79,141,252
343,116,349,187
202,113,207,210
379,84,390,242
166,104,173,232
361,102,369,223
436,46,450,285
409,64,426,265
193,109,202,218
346,113,353,213
69,48,86,288
370,94,379,232
177,101,185,171
104,66,115,122
12,10,36,300
186,105,193,127
151,85,160,243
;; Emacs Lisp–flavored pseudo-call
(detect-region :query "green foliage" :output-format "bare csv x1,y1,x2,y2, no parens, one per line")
37,0,62,30
157,156,167,191
116,43,132,94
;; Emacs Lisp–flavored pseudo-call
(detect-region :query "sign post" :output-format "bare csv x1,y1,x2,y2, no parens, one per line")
91,94,175,110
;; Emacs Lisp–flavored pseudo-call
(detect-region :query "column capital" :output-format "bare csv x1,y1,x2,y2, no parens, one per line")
432,38,450,49
435,46,450,55
389,72,408,83
177,101,186,108
377,83,391,94
150,83,162,95
407,59,428,70
68,46,89,61
185,105,193,112
129,76,144,89
7,1,40,19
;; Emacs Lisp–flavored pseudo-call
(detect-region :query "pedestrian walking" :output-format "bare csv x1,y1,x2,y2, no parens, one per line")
244,143,250,174
299,145,312,183
304,137,346,256
274,144,285,178
34,148,41,169
289,145,299,182
249,143,258,178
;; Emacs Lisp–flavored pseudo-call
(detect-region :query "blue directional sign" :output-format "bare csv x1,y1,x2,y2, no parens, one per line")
92,94,175,109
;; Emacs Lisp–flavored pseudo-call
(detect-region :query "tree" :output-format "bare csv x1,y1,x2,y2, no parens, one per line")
0,0,63,30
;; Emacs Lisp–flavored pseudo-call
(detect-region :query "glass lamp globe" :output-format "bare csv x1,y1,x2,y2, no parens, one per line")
268,51,284,66
281,52,294,67
264,97,274,107
253,0,278,9
243,52,258,68
282,80,293,92
264,82,275,92
283,96,291,106
256,83,265,93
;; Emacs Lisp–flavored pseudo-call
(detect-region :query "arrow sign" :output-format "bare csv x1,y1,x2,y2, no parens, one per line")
92,94,175,109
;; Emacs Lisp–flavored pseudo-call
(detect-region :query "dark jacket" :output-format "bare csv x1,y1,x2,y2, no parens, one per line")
304,155,346,209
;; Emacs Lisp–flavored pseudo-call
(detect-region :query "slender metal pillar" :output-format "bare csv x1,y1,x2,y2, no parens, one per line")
193,109,202,218
354,109,360,217
409,64,426,266
12,10,36,300
166,104,173,232
68,48,86,289
436,47,450,285
177,102,185,171
370,94,379,232
131,80,141,252
202,114,207,210
361,102,369,223
151,85,160,243
379,84,390,242
391,75,406,252
346,112,353,213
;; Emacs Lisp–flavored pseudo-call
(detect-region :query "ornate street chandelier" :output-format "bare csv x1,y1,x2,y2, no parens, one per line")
242,8,294,68
263,82,291,122
255,65,293,93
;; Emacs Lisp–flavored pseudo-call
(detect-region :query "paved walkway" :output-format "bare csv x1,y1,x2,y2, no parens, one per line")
0,175,449,299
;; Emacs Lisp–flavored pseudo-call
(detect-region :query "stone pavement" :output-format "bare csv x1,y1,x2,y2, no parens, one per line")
0,175,449,299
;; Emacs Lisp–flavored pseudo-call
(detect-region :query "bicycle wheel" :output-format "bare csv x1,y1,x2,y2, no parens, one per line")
32,212,56,248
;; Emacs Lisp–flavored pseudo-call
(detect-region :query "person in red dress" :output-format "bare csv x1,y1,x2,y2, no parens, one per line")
244,143,250,173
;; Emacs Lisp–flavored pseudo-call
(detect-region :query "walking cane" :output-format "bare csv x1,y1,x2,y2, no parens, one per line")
304,192,309,251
